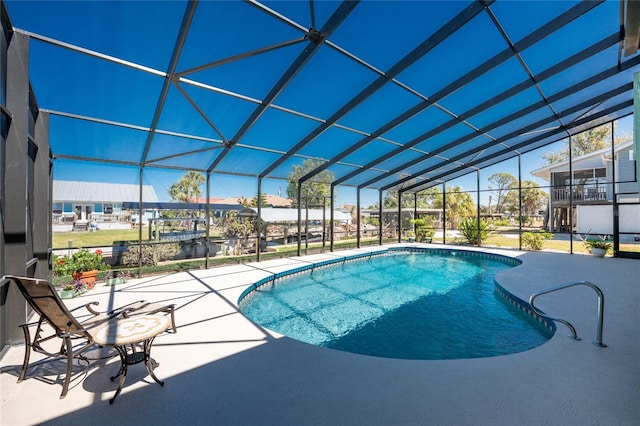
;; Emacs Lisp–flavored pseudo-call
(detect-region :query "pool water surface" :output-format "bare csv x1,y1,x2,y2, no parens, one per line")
239,250,553,360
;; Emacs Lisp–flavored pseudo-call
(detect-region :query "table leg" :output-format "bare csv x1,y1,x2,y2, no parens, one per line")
109,345,130,404
108,337,164,404
144,337,164,386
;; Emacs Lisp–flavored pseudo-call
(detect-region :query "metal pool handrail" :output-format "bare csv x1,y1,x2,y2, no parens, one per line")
529,281,606,347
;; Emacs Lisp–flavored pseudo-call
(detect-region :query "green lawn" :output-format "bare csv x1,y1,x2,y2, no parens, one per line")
54,227,637,255
53,229,144,249
53,227,226,249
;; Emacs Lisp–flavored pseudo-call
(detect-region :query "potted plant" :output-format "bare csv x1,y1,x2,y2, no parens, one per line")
59,284,74,299
53,249,110,289
406,231,416,242
584,238,612,258
72,279,87,296
105,270,130,286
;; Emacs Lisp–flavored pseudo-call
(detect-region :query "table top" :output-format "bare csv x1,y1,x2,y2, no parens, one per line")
93,315,171,346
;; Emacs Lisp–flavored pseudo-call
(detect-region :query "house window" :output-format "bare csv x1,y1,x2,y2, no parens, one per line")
104,203,113,214
553,171,570,187
572,168,606,186
594,168,606,184
52,203,63,214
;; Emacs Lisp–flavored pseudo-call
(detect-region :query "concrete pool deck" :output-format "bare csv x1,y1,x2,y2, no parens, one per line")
1,244,638,425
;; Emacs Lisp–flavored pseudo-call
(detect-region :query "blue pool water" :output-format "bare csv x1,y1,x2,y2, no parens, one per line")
239,250,553,360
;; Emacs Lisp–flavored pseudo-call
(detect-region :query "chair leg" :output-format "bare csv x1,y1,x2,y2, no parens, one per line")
168,307,177,333
17,325,32,383
60,336,74,399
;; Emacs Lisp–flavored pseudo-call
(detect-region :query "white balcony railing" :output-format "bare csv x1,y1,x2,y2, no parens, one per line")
553,186,607,202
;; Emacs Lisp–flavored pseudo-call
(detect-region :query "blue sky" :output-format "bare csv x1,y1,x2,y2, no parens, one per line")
53,112,633,207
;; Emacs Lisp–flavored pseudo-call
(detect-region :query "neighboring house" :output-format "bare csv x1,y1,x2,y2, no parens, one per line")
531,141,638,234
53,181,160,223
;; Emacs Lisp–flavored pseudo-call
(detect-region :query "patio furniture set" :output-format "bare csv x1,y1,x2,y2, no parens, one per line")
2,275,176,403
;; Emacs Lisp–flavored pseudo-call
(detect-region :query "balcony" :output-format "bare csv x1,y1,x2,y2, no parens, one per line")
552,185,608,202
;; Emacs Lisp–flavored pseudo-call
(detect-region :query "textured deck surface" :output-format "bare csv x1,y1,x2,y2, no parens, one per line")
1,244,638,425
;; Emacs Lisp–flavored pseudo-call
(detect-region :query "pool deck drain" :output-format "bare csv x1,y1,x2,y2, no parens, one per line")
1,244,638,425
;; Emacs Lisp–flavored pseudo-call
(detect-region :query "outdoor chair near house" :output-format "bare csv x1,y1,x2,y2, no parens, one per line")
2,275,176,398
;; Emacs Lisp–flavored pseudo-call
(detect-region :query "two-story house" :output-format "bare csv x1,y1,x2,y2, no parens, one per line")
531,141,638,235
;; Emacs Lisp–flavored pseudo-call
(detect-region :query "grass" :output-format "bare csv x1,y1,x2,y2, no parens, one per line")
54,229,143,249
51,227,639,287
54,227,639,258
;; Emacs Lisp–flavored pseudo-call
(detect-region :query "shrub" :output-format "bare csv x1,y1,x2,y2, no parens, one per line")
458,217,493,245
410,218,435,242
122,242,180,267
522,230,553,251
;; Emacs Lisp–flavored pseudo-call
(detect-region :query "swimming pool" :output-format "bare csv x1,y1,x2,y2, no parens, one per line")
239,248,553,360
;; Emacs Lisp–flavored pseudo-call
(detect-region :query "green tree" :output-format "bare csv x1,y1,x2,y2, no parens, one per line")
249,193,269,207
381,185,440,209
166,171,206,218
503,181,548,223
488,172,517,214
433,186,475,229
286,159,334,208
541,123,629,165
382,187,413,209
168,171,205,203
376,186,441,232
521,181,548,218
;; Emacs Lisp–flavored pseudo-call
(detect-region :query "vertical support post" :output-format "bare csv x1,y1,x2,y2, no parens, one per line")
2,30,32,345
257,178,262,262
205,173,211,268
413,192,417,236
476,170,481,246
356,188,361,248
33,110,51,278
297,182,302,256
634,72,640,196
442,182,447,244
305,198,309,255
397,190,402,243
322,197,326,253
518,154,523,250
569,135,573,254
138,167,144,277
330,184,335,252
611,120,619,257
378,190,383,246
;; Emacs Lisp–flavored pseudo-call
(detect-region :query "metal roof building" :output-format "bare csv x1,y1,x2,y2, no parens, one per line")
53,180,160,203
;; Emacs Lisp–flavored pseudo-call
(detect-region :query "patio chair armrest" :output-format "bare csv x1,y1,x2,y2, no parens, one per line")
69,302,101,315
111,300,148,314
143,303,176,316
121,302,175,317
18,319,44,329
